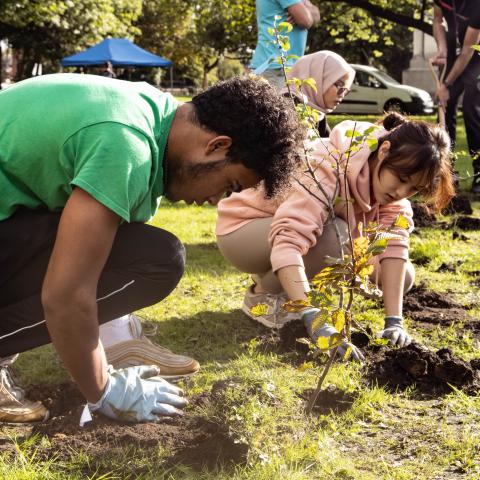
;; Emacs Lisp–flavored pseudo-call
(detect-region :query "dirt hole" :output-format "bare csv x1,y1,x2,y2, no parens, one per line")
300,385,356,415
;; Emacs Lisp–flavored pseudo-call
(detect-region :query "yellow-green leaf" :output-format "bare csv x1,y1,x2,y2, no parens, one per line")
394,214,409,230
297,361,314,371
311,314,326,333
250,303,268,317
283,299,311,312
316,336,330,350
332,309,346,332
343,346,352,360
302,77,317,92
278,21,293,33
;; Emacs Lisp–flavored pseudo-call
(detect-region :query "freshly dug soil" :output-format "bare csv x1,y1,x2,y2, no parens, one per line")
0,381,249,473
300,385,356,415
279,320,310,353
450,215,480,231
365,343,480,395
444,193,473,215
403,284,469,327
452,231,469,241
411,202,438,228
436,261,462,273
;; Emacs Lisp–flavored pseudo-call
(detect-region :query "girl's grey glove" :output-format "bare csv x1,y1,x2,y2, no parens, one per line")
378,316,412,347
89,365,187,422
301,308,365,362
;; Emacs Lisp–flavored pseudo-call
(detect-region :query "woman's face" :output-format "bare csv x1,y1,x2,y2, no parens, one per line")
370,142,428,205
323,73,352,110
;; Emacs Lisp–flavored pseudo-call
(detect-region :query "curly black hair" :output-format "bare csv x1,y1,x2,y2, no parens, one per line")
190,76,305,197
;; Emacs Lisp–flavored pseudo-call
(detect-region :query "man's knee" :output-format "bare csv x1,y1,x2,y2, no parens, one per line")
112,223,186,287
147,228,186,288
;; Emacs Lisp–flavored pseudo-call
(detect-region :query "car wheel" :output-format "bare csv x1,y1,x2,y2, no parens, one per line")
384,99,405,114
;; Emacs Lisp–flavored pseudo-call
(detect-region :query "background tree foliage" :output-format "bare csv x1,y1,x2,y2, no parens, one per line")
0,0,141,79
0,0,435,85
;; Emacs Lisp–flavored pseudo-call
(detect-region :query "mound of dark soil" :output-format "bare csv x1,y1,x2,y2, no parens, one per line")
436,261,462,273
411,202,438,228
452,231,469,241
1,381,249,473
450,215,480,231
444,193,473,215
403,284,469,327
279,320,309,352
300,385,356,415
365,343,480,395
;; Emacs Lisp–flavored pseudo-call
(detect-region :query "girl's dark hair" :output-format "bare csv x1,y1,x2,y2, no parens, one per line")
377,112,455,212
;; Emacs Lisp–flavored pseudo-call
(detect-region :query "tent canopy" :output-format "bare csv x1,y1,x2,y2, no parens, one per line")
61,38,172,68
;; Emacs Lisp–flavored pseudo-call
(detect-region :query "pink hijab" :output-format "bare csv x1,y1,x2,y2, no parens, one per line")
283,50,355,116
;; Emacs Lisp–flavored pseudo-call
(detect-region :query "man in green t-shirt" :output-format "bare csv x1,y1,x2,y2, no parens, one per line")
0,73,304,423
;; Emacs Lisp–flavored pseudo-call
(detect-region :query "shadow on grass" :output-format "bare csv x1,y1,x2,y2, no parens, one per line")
147,308,266,364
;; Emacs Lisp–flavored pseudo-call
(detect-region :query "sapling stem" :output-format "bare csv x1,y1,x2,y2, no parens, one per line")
305,346,339,414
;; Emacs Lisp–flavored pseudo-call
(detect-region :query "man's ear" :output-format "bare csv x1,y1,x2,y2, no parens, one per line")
205,135,232,155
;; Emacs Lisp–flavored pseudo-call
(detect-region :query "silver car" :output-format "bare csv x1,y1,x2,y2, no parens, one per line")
335,64,434,115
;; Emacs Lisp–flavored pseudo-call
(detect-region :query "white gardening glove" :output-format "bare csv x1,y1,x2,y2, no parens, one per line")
89,365,187,422
301,308,365,362
378,316,412,347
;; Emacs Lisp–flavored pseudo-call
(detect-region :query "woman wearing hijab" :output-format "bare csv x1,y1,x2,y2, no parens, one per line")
282,50,355,136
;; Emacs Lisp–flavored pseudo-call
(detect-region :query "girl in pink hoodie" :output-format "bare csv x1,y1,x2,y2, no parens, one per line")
216,113,454,360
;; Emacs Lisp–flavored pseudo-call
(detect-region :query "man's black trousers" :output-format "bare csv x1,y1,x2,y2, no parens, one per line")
0,209,186,357
445,61,480,176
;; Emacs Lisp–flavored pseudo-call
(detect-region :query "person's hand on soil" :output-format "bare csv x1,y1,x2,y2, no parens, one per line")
301,308,365,362
378,316,412,347
89,365,187,422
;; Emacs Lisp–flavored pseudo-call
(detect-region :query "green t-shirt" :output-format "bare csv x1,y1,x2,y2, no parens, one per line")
0,73,177,222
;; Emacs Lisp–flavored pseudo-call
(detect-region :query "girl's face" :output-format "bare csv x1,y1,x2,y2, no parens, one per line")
371,141,427,205
323,73,351,110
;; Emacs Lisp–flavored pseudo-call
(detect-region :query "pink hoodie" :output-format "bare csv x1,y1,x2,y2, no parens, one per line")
216,120,414,273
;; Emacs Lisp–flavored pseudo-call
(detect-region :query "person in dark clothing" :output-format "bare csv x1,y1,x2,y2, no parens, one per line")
432,0,480,195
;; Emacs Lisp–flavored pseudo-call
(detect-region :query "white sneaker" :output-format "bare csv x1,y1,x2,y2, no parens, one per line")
241,286,299,329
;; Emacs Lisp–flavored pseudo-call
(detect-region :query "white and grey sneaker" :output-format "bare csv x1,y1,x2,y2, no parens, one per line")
241,286,299,329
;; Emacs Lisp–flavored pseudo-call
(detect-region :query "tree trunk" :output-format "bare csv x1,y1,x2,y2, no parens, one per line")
202,66,209,89
202,57,221,90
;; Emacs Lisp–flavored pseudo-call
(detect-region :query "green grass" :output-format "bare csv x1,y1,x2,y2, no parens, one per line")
3,123,479,479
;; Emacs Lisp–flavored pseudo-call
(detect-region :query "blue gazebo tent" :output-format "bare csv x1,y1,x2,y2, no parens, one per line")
61,38,172,68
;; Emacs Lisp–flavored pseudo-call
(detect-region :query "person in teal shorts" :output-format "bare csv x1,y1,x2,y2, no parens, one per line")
251,0,320,88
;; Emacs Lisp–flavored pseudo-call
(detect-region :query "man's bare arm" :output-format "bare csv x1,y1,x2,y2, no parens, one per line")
437,26,480,106
287,1,316,29
444,26,480,84
304,0,320,24
432,5,448,65
41,187,120,402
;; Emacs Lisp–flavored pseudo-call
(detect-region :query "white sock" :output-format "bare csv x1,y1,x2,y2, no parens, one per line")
99,315,134,349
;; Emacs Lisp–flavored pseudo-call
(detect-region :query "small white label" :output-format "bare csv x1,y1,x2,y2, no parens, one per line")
79,403,93,427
